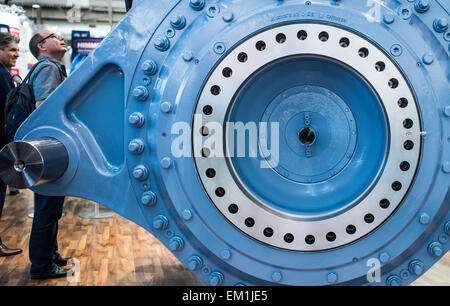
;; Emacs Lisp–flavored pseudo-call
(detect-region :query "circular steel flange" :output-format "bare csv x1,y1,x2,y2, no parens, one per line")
193,23,421,251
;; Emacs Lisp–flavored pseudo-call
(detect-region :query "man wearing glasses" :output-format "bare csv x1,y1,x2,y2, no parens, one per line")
27,30,72,279
0,32,23,257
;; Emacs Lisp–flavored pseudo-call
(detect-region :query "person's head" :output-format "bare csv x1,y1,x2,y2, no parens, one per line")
0,32,20,70
29,30,66,61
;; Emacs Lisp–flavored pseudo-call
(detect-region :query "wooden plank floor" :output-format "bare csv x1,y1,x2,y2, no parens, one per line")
0,189,448,286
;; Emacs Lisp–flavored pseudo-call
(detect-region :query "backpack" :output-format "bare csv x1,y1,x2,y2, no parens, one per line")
4,60,46,142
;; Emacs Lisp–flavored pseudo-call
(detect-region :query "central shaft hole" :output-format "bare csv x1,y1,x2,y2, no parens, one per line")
299,127,316,145
14,160,26,173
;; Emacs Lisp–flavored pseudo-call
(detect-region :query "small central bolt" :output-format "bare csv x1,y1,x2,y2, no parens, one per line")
13,160,26,173
299,127,316,145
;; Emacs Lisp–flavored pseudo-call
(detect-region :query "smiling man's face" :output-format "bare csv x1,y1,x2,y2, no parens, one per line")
0,41,19,70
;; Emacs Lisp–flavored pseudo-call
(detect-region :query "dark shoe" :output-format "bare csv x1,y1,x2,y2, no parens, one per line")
0,244,22,256
54,257,75,267
30,266,74,280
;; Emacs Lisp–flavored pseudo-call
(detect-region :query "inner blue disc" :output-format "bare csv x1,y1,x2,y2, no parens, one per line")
226,55,388,217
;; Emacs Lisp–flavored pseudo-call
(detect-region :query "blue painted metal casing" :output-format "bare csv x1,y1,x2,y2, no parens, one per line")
14,0,449,285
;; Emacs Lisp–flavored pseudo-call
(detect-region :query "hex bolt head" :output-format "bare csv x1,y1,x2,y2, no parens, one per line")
133,86,149,101
154,36,170,51
409,260,424,276
182,209,193,220
271,271,282,282
445,221,450,235
128,139,145,155
419,213,430,225
443,162,450,174
383,13,395,24
153,215,169,230
220,249,231,260
379,251,390,264
414,0,430,13
169,236,184,251
160,101,173,113
386,275,401,286
141,191,157,207
327,272,338,284
133,165,148,181
161,157,172,169
128,112,145,127
428,242,443,257
182,50,194,62
187,255,203,271
170,15,186,30
422,53,434,65
189,0,205,11
433,18,449,33
141,60,158,75
443,106,450,117
222,12,234,23
209,272,224,286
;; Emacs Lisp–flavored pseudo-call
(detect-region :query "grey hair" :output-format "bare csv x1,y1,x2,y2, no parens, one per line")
0,32,20,50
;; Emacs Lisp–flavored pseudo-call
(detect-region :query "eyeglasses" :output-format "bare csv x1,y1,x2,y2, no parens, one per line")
38,33,63,44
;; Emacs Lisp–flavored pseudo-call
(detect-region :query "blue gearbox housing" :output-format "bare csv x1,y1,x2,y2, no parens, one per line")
1,0,449,286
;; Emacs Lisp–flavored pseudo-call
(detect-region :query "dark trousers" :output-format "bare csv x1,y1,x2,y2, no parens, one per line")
0,179,6,245
29,193,65,276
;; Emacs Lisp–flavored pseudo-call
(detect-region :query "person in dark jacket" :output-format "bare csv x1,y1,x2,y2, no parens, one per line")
0,32,22,257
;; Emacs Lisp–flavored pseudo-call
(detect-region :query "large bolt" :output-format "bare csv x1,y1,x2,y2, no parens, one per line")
133,165,148,181
133,86,149,101
128,139,145,155
271,271,282,282
141,191,157,207
445,221,450,235
443,106,450,117
209,271,224,286
128,112,145,127
169,236,184,251
141,60,158,75
433,18,449,33
409,260,424,276
153,215,169,230
442,162,450,174
188,255,203,271
428,242,443,257
414,0,430,13
190,0,205,11
386,275,401,286
154,36,170,51
327,272,338,284
170,15,186,30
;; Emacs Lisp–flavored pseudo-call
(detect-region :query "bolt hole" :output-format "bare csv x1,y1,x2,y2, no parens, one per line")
297,30,308,40
228,204,239,214
364,214,375,224
400,161,410,171
238,52,248,63
305,235,315,245
398,98,408,108
326,232,336,242
299,127,316,144
211,85,221,96
276,33,287,44
392,181,402,191
200,126,209,136
203,105,213,115
206,168,216,178
256,40,266,51
263,227,274,237
319,31,329,42
404,140,414,150
375,61,386,72
222,67,232,78
403,119,413,129
284,233,294,243
388,78,399,88
245,217,255,227
215,187,225,197
339,37,350,48
359,47,369,58
201,148,211,158
380,199,390,209
346,225,356,235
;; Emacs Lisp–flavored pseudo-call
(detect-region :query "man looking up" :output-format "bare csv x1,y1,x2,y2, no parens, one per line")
27,30,73,279
0,32,22,257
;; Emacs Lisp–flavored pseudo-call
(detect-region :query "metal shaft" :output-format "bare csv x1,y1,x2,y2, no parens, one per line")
0,138,69,189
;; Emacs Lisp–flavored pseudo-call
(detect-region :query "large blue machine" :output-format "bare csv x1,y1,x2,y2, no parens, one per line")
0,0,448,286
